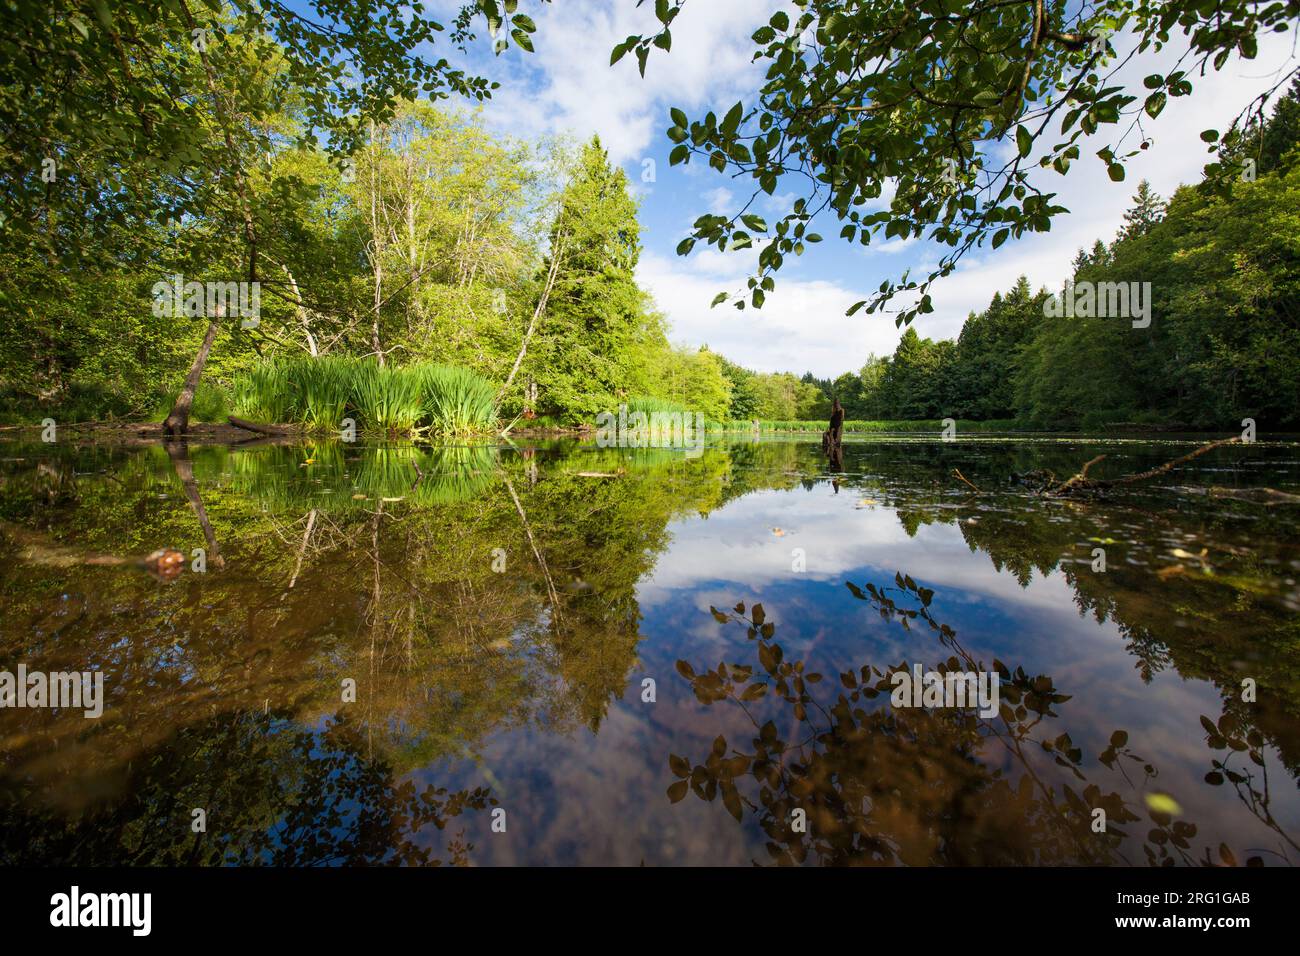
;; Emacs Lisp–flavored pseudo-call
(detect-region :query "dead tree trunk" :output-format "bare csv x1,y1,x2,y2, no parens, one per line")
498,234,565,406
162,317,220,437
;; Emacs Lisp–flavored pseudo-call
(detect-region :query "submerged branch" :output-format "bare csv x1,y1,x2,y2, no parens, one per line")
1046,436,1244,498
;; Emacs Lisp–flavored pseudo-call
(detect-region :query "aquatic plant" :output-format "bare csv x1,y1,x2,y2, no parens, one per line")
229,358,499,437
419,364,497,437
351,362,425,436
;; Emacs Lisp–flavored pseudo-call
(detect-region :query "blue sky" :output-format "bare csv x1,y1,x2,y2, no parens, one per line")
423,1,1297,378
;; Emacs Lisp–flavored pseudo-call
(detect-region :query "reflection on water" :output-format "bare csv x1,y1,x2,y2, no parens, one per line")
0,435,1297,865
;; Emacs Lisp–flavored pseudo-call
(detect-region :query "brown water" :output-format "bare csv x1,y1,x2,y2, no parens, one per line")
1,434,1297,865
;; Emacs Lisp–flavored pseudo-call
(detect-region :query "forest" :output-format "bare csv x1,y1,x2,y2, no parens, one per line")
3,8,1294,435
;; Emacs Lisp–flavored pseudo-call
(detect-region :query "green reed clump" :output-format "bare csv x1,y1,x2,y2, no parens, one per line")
351,362,425,435
231,362,293,424
231,357,499,436
419,364,497,436
291,356,352,431
706,418,1023,433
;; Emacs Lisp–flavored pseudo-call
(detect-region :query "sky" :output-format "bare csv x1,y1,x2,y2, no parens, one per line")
429,1,1299,379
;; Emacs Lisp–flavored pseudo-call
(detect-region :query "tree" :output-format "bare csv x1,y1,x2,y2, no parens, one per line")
950,277,1046,419
717,357,761,420
1118,180,1167,241
0,1,536,434
652,347,733,422
524,137,652,421
880,328,949,419
609,0,1299,325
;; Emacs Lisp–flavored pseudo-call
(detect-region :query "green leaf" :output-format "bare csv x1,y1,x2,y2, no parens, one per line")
722,101,744,136
1016,125,1032,158
1107,163,1125,182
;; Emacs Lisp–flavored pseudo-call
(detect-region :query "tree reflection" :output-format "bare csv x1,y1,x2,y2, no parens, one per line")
0,710,495,865
667,574,1292,865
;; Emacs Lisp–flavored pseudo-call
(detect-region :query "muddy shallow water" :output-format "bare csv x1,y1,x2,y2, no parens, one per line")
1,434,1297,865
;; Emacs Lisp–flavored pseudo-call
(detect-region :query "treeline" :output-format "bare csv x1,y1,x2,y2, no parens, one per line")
0,80,734,428
0,9,763,431
818,78,1300,430
2,3,1295,432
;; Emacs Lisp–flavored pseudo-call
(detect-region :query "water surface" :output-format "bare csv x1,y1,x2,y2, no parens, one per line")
1,434,1297,865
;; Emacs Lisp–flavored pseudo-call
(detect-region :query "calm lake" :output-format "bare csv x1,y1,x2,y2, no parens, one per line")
1,434,1297,865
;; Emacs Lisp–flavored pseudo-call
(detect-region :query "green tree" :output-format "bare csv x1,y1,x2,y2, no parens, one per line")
524,137,652,421
951,277,1047,419
613,0,1300,323
881,328,949,419
1117,180,1167,241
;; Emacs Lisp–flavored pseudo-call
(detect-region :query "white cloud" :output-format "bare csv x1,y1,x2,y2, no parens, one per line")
637,250,896,376
477,0,782,165
702,186,735,215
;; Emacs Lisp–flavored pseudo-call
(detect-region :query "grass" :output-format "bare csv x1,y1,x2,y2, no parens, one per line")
230,357,499,437
149,380,231,423
223,443,499,512
230,362,293,424
353,363,424,436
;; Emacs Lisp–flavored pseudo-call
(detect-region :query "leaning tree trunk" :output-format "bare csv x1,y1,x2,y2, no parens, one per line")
166,1,259,438
162,316,220,437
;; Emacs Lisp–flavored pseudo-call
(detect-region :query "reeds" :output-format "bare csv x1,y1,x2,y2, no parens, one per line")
420,364,497,437
705,418,1020,433
230,357,499,436
353,363,424,436
224,443,498,512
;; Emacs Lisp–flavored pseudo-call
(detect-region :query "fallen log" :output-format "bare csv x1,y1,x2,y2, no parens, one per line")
0,520,186,579
227,415,299,436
